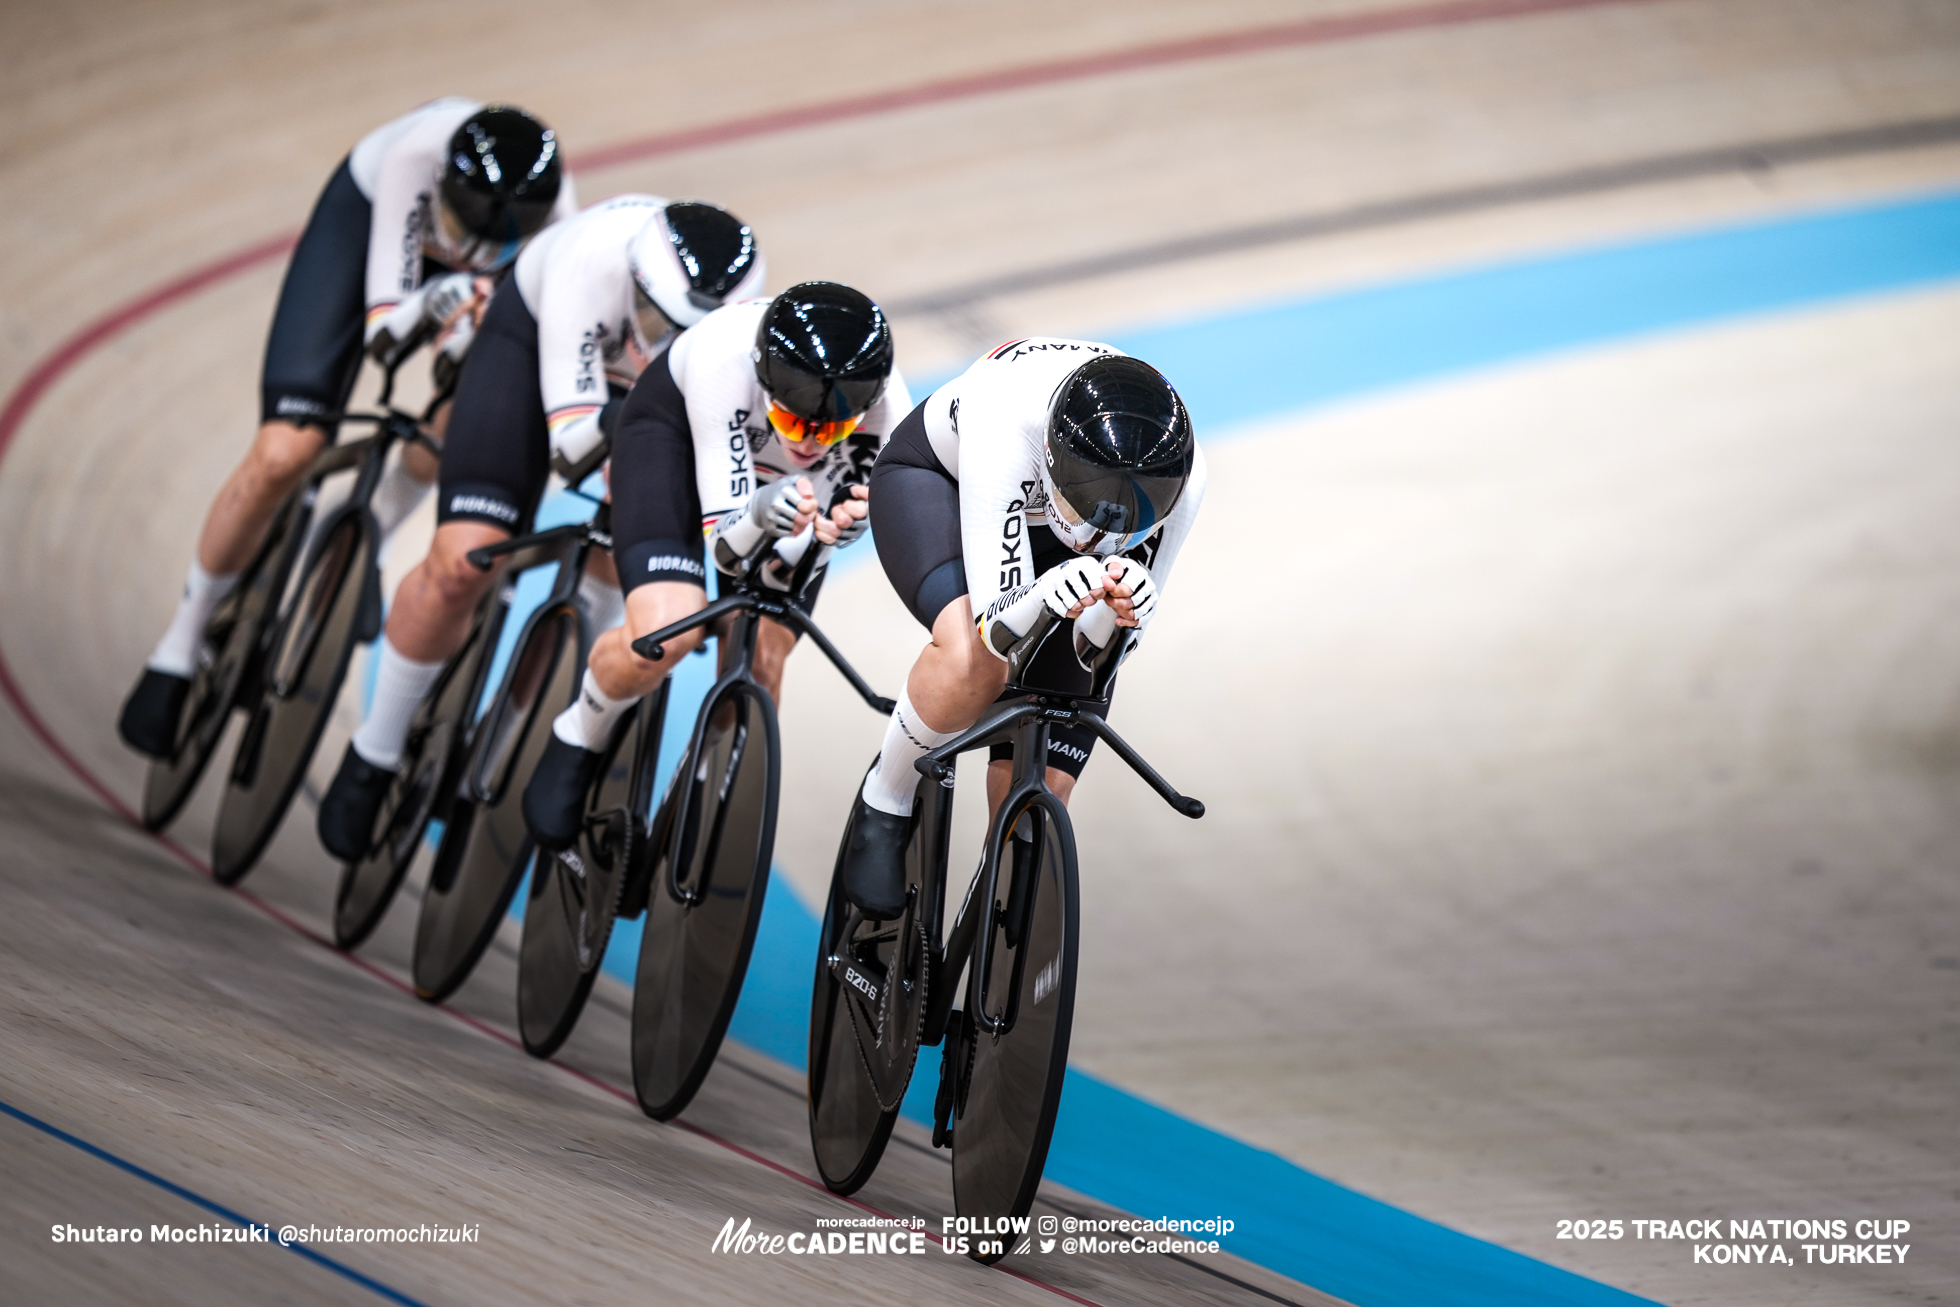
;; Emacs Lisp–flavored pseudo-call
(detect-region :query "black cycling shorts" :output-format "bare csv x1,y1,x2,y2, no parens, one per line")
870,402,971,628
609,349,825,608
260,159,370,428
867,398,1111,779
437,281,550,532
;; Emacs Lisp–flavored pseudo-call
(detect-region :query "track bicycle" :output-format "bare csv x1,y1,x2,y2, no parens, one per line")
806,610,1202,1261
142,348,445,882
328,440,611,952
513,548,890,1111
401,478,612,1002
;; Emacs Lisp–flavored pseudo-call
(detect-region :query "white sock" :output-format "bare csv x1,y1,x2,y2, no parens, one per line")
148,560,240,677
551,669,637,751
370,457,434,541
575,571,626,636
861,688,958,816
350,638,445,770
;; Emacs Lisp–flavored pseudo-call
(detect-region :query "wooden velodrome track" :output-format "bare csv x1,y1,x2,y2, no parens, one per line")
4,0,1960,1303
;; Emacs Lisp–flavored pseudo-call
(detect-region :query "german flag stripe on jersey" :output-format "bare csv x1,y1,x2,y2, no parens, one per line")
986,339,1029,359
546,405,602,441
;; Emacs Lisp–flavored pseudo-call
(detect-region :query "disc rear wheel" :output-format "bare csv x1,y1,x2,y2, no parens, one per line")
412,605,581,1002
631,682,779,1120
211,514,371,884
808,784,932,1193
516,711,637,1057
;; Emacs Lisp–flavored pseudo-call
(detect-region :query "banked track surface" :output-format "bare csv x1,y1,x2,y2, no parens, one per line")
3,0,1960,1301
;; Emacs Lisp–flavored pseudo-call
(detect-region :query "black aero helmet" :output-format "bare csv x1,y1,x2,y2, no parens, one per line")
1045,354,1194,548
753,281,892,425
440,106,562,245
628,201,764,337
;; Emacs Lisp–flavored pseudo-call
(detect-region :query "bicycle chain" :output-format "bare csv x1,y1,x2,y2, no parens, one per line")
843,895,931,1113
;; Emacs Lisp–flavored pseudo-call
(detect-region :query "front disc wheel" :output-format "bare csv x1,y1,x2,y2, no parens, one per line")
411,606,580,1002
631,682,779,1121
951,795,1079,1262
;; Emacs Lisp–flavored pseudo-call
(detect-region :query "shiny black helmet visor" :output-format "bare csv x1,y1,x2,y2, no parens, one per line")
1046,457,1189,539
755,357,890,423
440,108,561,243
1046,355,1193,543
664,202,757,309
753,282,892,422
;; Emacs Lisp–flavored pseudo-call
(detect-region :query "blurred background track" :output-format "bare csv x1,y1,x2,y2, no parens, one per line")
3,1,1958,1303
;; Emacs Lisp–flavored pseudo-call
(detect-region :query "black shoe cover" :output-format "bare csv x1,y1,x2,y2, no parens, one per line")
841,797,911,919
317,744,396,862
117,668,190,759
523,735,603,852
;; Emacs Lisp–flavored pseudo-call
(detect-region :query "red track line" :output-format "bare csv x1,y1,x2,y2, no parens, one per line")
0,0,1667,464
0,4,1660,1301
574,0,1667,173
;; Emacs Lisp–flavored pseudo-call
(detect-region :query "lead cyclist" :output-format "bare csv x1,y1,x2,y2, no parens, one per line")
117,99,576,757
838,344,1205,918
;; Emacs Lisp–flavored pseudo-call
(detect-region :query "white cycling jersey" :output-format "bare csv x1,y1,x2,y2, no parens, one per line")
919,336,1207,636
668,300,913,531
513,194,669,461
348,97,579,342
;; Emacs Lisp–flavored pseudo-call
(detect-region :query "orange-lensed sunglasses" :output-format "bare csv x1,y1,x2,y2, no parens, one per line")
766,400,862,447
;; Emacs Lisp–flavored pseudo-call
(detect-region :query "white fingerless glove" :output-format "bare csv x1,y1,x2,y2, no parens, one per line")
367,272,476,362
710,478,807,573
978,556,1108,661
1103,556,1159,627
420,272,478,331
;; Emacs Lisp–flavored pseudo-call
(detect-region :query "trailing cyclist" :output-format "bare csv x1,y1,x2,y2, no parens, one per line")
839,342,1206,917
118,98,574,758
315,194,766,861
520,281,912,851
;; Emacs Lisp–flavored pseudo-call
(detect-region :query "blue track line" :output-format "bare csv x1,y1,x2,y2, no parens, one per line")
1,1097,429,1306
498,185,1960,1307
1123,188,1960,434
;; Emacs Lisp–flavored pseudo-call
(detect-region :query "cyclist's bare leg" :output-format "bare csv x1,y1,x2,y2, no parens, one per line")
986,762,1076,820
909,596,1008,734
382,521,509,663
588,580,792,703
591,581,711,700
195,419,328,574
399,439,440,485
860,594,1091,820
582,546,619,589
747,616,796,705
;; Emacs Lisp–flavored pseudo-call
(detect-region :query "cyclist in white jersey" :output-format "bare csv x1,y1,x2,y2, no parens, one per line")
118,100,576,758
838,343,1205,916
314,195,765,860
520,282,912,850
